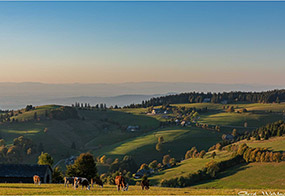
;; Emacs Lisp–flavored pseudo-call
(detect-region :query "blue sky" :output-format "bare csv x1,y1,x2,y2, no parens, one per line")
0,1,284,85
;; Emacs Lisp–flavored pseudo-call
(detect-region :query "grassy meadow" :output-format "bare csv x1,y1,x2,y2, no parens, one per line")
193,162,285,189
237,136,285,151
0,184,283,195
94,126,222,164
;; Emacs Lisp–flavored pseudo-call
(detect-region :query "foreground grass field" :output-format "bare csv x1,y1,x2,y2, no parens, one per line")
0,184,283,195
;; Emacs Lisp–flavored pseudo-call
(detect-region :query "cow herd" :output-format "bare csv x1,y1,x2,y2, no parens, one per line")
33,175,150,191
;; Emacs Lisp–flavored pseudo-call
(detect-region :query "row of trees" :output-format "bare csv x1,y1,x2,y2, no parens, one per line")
72,103,121,110
160,155,244,187
0,136,36,163
185,147,206,159
229,143,284,163
125,90,285,108
209,120,285,151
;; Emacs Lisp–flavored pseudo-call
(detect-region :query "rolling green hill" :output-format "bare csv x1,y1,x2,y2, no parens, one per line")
148,135,284,188
149,150,232,184
192,162,285,189
1,103,284,173
93,127,222,164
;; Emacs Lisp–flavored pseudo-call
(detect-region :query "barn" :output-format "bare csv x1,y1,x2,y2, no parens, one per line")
0,164,52,183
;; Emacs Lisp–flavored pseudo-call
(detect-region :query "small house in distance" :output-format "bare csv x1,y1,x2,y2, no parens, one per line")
203,98,211,103
222,134,234,141
126,125,140,132
0,164,52,183
151,108,162,115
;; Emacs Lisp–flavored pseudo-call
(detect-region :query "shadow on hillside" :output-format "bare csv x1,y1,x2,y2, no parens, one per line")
193,163,251,186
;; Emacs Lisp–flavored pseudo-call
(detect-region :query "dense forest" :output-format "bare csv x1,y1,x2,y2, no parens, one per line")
125,89,285,108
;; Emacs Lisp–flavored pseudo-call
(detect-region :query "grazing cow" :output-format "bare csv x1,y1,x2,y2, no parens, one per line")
141,179,150,190
64,177,74,187
74,177,90,190
33,175,41,185
91,177,103,188
115,176,128,191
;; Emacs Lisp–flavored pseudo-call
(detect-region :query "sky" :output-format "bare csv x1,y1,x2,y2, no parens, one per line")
0,1,284,85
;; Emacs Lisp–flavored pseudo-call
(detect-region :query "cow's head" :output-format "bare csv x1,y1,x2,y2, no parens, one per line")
74,177,79,188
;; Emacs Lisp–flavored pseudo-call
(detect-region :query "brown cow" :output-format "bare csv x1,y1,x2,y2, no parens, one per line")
33,175,41,185
115,176,128,191
141,179,150,190
91,177,103,188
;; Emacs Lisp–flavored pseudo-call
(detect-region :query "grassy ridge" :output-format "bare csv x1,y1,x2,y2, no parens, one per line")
149,150,232,184
193,162,285,189
237,136,285,151
148,135,285,188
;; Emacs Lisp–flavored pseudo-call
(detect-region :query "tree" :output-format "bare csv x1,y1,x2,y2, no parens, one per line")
27,148,32,155
0,139,5,146
149,160,158,170
169,158,177,166
215,143,222,151
158,136,164,144
162,155,171,165
232,129,238,137
156,143,162,152
199,150,206,158
211,151,216,159
34,112,38,120
206,160,220,178
66,152,97,180
273,152,282,163
139,163,149,170
38,152,54,166
52,167,63,183
100,155,107,164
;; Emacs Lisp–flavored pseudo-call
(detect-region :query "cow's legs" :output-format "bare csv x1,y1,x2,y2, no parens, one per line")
117,185,120,191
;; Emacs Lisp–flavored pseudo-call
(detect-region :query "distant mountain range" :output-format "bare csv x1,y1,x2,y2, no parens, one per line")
0,82,283,109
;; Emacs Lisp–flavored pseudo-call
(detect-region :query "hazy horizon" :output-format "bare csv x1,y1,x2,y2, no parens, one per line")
0,81,283,110
0,1,285,85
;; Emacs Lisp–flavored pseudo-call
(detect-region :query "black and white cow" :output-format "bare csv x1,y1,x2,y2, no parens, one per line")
74,177,90,190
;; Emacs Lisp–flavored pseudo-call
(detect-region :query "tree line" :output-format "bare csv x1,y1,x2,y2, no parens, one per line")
124,89,285,108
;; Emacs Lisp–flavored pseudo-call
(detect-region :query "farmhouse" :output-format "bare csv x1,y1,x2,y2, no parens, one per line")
0,164,52,183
